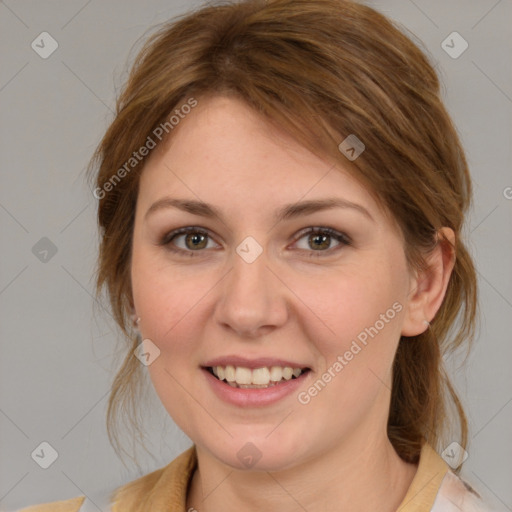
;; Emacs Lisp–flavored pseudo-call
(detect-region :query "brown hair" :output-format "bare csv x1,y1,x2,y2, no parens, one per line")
88,0,478,470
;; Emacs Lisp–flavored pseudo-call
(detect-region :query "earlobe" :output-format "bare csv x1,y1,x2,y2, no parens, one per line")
128,303,141,328
401,227,456,337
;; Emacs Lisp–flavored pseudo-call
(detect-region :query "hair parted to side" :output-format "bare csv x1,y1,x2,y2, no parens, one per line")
87,0,478,469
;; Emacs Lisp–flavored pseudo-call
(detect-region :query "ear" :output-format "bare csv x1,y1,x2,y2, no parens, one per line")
128,299,140,327
401,227,456,336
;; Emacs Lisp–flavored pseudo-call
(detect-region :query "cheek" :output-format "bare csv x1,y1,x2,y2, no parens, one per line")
129,229,214,434
130,252,209,431
295,261,405,353
295,257,407,408
131,238,198,332
293,268,405,433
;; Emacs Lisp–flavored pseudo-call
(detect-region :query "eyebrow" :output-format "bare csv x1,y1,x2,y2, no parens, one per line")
144,197,374,223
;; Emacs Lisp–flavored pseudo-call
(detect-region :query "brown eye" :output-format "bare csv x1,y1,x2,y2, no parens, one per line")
183,232,208,250
161,227,217,254
294,227,351,256
308,232,331,250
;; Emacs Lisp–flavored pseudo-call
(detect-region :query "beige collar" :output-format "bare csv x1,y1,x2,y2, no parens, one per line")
113,442,449,511
397,442,449,512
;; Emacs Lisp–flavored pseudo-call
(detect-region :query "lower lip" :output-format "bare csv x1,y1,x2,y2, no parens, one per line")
202,368,310,407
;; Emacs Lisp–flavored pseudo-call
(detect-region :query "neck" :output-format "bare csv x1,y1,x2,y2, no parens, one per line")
187,430,417,512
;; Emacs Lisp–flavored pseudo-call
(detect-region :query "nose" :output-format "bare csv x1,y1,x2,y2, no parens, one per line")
213,247,289,339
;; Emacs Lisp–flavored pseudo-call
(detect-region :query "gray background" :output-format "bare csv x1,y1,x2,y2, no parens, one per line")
0,0,511,510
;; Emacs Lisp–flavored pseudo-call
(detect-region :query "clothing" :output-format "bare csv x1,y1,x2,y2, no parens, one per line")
18,442,495,512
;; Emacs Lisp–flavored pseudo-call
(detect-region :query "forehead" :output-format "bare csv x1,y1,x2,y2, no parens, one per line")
138,95,381,221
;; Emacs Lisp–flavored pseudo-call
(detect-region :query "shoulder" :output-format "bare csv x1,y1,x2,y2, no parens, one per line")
398,443,498,512
15,464,173,512
15,446,196,512
17,496,85,512
432,470,499,512
112,445,197,510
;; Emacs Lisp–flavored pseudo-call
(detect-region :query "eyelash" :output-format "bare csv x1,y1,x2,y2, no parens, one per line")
159,226,352,258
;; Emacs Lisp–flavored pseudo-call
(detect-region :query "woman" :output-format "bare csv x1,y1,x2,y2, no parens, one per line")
21,0,496,510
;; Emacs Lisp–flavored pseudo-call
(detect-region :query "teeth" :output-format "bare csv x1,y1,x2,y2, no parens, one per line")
224,365,236,382
269,366,283,381
252,367,270,385
209,365,306,388
235,366,252,385
282,367,293,380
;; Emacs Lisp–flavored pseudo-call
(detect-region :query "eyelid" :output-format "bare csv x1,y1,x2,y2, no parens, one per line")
159,226,213,246
292,226,351,245
290,227,352,256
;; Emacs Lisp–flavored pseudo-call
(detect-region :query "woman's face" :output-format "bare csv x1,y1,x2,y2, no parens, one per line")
131,94,417,471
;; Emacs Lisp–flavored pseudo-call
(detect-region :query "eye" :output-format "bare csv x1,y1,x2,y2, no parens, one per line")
292,227,351,257
160,227,219,255
160,226,351,258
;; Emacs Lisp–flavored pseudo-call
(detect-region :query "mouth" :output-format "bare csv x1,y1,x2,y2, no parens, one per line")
203,365,311,389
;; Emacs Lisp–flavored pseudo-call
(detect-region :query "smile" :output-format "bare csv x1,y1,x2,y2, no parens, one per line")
206,365,310,388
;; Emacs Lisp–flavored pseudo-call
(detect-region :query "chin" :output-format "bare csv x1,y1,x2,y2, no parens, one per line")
199,430,312,472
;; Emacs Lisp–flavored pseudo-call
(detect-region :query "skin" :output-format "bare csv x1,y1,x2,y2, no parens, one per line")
130,94,455,512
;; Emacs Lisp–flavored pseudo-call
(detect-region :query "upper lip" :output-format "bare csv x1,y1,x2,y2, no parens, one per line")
202,356,310,370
